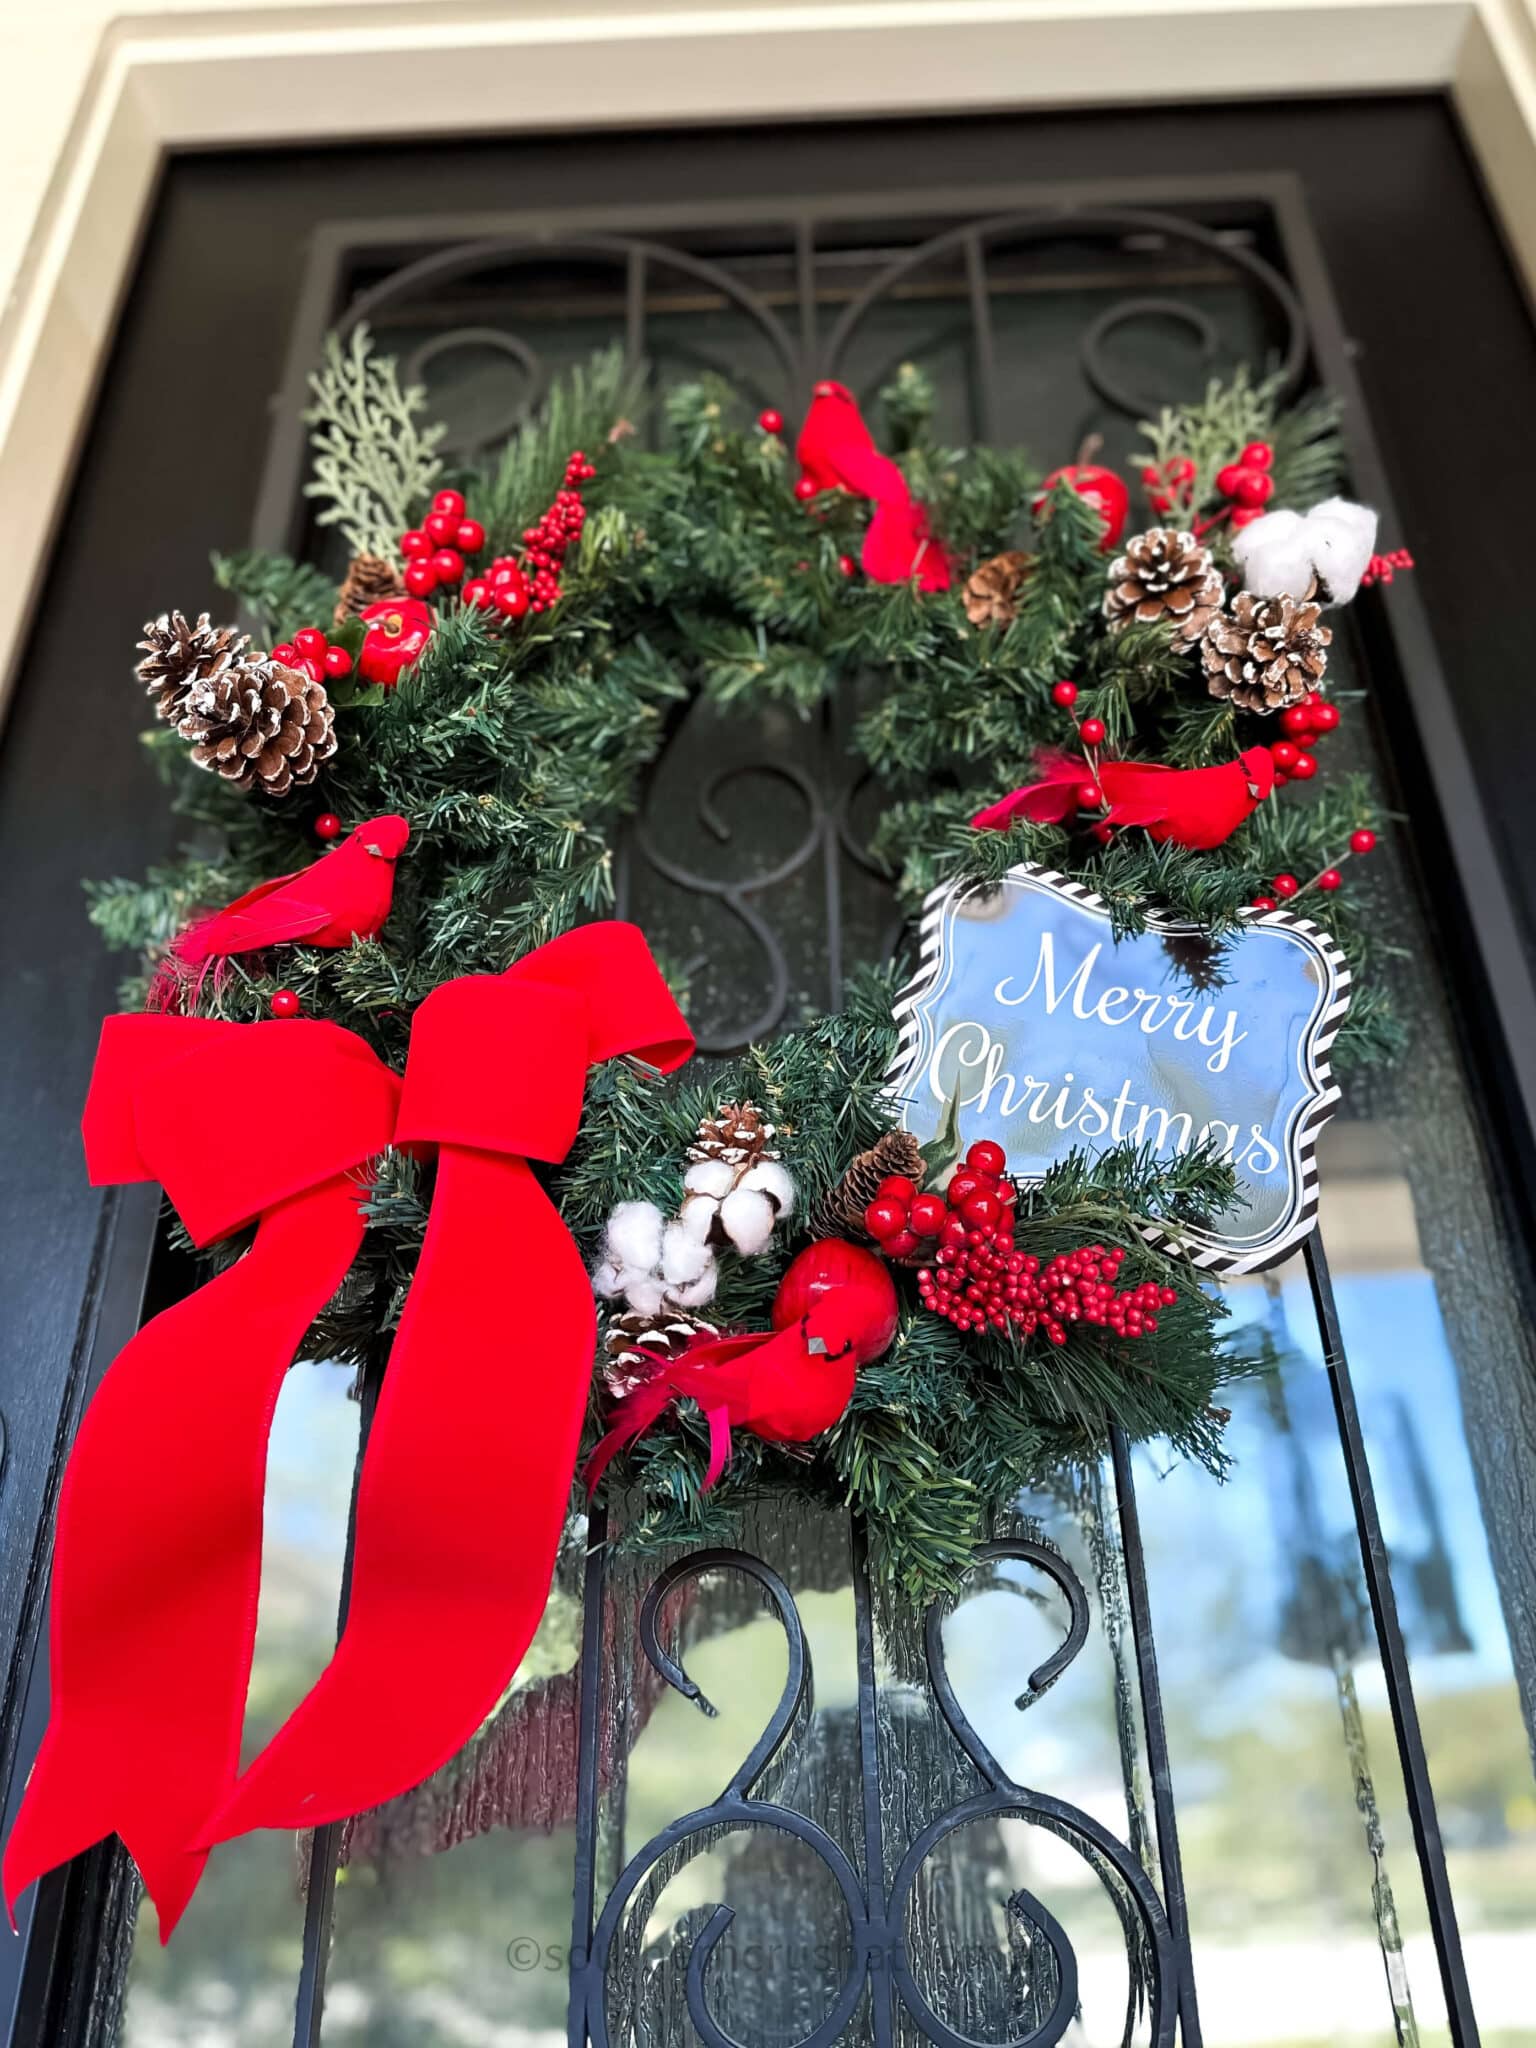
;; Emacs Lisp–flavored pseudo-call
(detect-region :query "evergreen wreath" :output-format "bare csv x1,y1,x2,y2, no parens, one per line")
93,334,1400,1597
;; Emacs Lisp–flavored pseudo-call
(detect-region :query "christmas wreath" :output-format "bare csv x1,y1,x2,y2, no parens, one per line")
7,332,1413,1930
87,337,1406,1594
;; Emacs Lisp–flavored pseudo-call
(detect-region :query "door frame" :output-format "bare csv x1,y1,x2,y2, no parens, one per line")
2,0,1535,720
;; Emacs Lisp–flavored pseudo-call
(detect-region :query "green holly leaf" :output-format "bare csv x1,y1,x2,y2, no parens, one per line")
918,1086,964,1188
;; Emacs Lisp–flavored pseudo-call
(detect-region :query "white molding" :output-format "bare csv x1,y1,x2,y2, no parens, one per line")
1,0,1532,712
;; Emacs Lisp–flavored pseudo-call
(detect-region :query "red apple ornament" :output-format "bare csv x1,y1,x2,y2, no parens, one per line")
1035,444,1131,553
357,598,434,687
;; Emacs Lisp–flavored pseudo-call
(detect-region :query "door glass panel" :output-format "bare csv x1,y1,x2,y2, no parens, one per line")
111,189,1536,2048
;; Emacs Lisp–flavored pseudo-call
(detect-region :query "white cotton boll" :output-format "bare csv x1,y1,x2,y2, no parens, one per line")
719,1186,777,1256
669,1261,719,1308
1233,498,1378,606
740,1160,795,1217
592,1258,626,1300
602,1199,664,1275
1231,509,1312,599
624,1275,668,1315
684,1159,736,1199
1306,497,1377,605
661,1221,714,1288
678,1193,721,1244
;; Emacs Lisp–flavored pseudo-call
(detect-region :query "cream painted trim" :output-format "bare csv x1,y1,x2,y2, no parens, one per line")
1,0,1533,712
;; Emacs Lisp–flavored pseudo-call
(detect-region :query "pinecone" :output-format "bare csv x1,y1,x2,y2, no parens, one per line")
1201,590,1332,714
963,551,1034,628
687,1102,779,1171
819,1129,925,1239
334,553,405,624
602,1307,720,1399
176,657,337,798
136,611,247,725
1103,529,1223,645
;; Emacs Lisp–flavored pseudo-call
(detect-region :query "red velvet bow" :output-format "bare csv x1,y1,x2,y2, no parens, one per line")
4,923,691,1937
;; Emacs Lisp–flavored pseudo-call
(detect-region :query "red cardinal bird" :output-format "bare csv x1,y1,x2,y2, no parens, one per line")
149,814,410,1010
796,381,952,591
973,747,1275,852
585,1241,897,1493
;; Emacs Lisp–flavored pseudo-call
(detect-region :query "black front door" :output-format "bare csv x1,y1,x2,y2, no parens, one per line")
3,98,1535,2048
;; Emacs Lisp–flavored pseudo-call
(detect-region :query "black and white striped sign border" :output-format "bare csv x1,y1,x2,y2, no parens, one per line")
887,861,1353,1278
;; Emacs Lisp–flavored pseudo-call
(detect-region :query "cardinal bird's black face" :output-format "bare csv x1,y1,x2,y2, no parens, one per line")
358,814,411,861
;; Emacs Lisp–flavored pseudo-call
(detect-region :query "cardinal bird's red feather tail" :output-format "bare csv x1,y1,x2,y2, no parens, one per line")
145,922,225,1015
972,750,1090,831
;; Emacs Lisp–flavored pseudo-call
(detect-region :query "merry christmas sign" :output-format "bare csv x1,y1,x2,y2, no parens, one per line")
888,865,1351,1273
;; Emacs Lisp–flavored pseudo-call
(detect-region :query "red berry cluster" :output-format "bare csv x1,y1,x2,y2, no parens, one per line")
272,625,353,681
1268,691,1339,787
1251,827,1377,913
402,489,487,598
462,452,596,619
1359,548,1414,588
921,1230,1175,1345
1213,441,1275,528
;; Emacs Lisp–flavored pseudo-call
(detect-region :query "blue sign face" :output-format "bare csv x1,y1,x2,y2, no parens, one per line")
887,866,1351,1273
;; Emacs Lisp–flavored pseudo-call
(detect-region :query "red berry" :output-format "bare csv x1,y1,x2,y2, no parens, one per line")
1078,716,1106,746
1230,507,1261,529
271,642,296,664
1291,752,1318,781
1271,741,1299,771
269,989,301,1018
456,518,486,554
877,1175,918,1204
947,1171,981,1208
1216,463,1244,497
1350,828,1377,855
794,478,818,502
401,530,432,559
1240,442,1273,470
293,626,327,658
966,1140,1006,1176
758,408,785,435
1091,822,1114,845
432,488,467,520
314,813,341,841
910,1194,948,1237
424,510,459,547
1076,782,1103,812
962,1192,1000,1229
1233,471,1274,509
404,560,437,597
1051,680,1078,708
1317,868,1343,891
431,548,465,584
495,581,531,618
462,578,491,608
884,1229,922,1260
1311,700,1340,733
1252,896,1277,913
838,554,857,578
865,1197,908,1242
1280,705,1315,737
322,645,353,678
1272,873,1300,899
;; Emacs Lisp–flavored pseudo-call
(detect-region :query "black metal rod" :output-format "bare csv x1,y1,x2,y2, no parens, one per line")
961,232,999,444
1303,1234,1482,2046
290,1345,389,2048
850,1520,892,2048
567,1504,609,2048
1109,1429,1204,2048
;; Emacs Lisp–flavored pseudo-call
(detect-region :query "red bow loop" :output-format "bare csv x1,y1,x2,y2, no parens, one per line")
83,1014,400,1242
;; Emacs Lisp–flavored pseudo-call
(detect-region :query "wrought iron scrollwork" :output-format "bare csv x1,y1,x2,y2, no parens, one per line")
572,1541,1174,2048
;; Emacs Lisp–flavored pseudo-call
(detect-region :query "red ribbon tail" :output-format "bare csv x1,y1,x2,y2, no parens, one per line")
201,1150,595,1841
4,1180,367,1934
